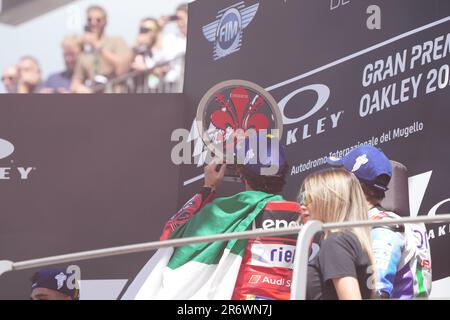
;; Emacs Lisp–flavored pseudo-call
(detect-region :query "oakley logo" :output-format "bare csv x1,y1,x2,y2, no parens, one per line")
202,2,259,60
0,138,35,180
0,139,14,160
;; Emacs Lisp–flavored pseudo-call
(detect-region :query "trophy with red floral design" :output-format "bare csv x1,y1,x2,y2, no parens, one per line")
196,80,284,181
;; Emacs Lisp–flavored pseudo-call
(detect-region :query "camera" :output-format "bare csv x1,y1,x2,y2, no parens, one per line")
134,46,150,55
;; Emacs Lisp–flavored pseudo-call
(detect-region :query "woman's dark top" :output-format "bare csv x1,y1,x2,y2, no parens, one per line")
307,231,373,300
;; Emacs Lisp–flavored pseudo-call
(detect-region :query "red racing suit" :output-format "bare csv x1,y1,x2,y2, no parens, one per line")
160,187,305,300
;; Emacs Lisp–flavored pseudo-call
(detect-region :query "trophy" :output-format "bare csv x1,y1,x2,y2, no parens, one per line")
196,80,284,182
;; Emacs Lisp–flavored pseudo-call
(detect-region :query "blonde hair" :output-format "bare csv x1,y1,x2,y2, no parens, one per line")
300,168,374,264
87,5,107,18
62,35,82,51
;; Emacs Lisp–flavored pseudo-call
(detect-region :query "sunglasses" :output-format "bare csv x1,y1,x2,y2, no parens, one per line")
88,17,104,24
298,191,312,206
1,76,14,82
139,26,158,34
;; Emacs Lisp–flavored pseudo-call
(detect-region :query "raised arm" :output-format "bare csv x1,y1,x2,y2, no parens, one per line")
160,162,227,240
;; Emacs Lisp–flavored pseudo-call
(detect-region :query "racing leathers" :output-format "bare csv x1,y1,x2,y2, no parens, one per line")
370,206,432,299
160,187,305,300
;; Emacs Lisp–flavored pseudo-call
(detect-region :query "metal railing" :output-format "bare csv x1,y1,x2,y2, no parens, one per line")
1,214,450,300
90,55,185,94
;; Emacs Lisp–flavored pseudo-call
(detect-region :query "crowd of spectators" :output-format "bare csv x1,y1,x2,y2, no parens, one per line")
1,4,187,94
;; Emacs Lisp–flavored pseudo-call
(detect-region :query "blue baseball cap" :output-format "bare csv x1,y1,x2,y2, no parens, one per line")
326,145,392,191
235,133,287,177
31,268,79,300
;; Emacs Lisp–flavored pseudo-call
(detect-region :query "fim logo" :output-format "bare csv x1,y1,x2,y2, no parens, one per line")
202,1,259,60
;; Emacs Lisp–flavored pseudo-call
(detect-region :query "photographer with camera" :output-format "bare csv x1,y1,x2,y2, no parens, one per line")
156,3,188,92
131,17,172,90
71,5,132,93
132,18,163,71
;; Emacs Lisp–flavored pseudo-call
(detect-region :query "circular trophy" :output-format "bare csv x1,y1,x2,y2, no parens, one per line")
196,80,283,181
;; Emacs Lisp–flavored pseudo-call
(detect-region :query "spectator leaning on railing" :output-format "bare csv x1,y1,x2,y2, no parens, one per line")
71,5,132,93
42,35,82,94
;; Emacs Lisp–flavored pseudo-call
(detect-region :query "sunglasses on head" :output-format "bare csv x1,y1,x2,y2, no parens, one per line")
298,191,312,206
88,17,103,24
139,26,158,34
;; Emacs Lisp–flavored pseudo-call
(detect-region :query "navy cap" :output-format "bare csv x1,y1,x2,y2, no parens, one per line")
327,145,392,191
31,268,79,299
235,133,287,177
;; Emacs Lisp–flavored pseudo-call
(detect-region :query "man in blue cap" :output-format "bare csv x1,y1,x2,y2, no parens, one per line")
160,133,291,240
126,133,305,300
327,145,432,299
30,268,79,300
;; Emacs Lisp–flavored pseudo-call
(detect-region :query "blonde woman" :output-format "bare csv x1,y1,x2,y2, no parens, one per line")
299,168,375,300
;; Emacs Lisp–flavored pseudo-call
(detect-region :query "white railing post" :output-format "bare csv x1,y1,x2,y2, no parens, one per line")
291,220,323,300
0,261,13,277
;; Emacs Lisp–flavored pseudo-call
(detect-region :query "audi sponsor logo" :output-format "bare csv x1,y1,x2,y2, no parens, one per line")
248,274,291,288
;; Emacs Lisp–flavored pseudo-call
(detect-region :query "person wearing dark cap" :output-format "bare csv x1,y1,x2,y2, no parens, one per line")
327,145,432,299
125,134,306,300
30,268,79,300
159,134,292,241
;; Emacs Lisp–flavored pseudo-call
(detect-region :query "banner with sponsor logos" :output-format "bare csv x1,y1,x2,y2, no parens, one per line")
0,0,449,300
0,95,185,299
181,0,450,296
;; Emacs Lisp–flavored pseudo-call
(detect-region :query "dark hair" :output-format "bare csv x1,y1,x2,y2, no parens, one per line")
238,163,289,194
176,3,188,13
360,174,390,204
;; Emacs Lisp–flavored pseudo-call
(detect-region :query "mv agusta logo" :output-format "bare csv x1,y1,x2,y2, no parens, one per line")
202,1,259,60
0,138,35,180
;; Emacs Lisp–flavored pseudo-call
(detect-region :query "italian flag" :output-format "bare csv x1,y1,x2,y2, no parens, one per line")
122,191,282,300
